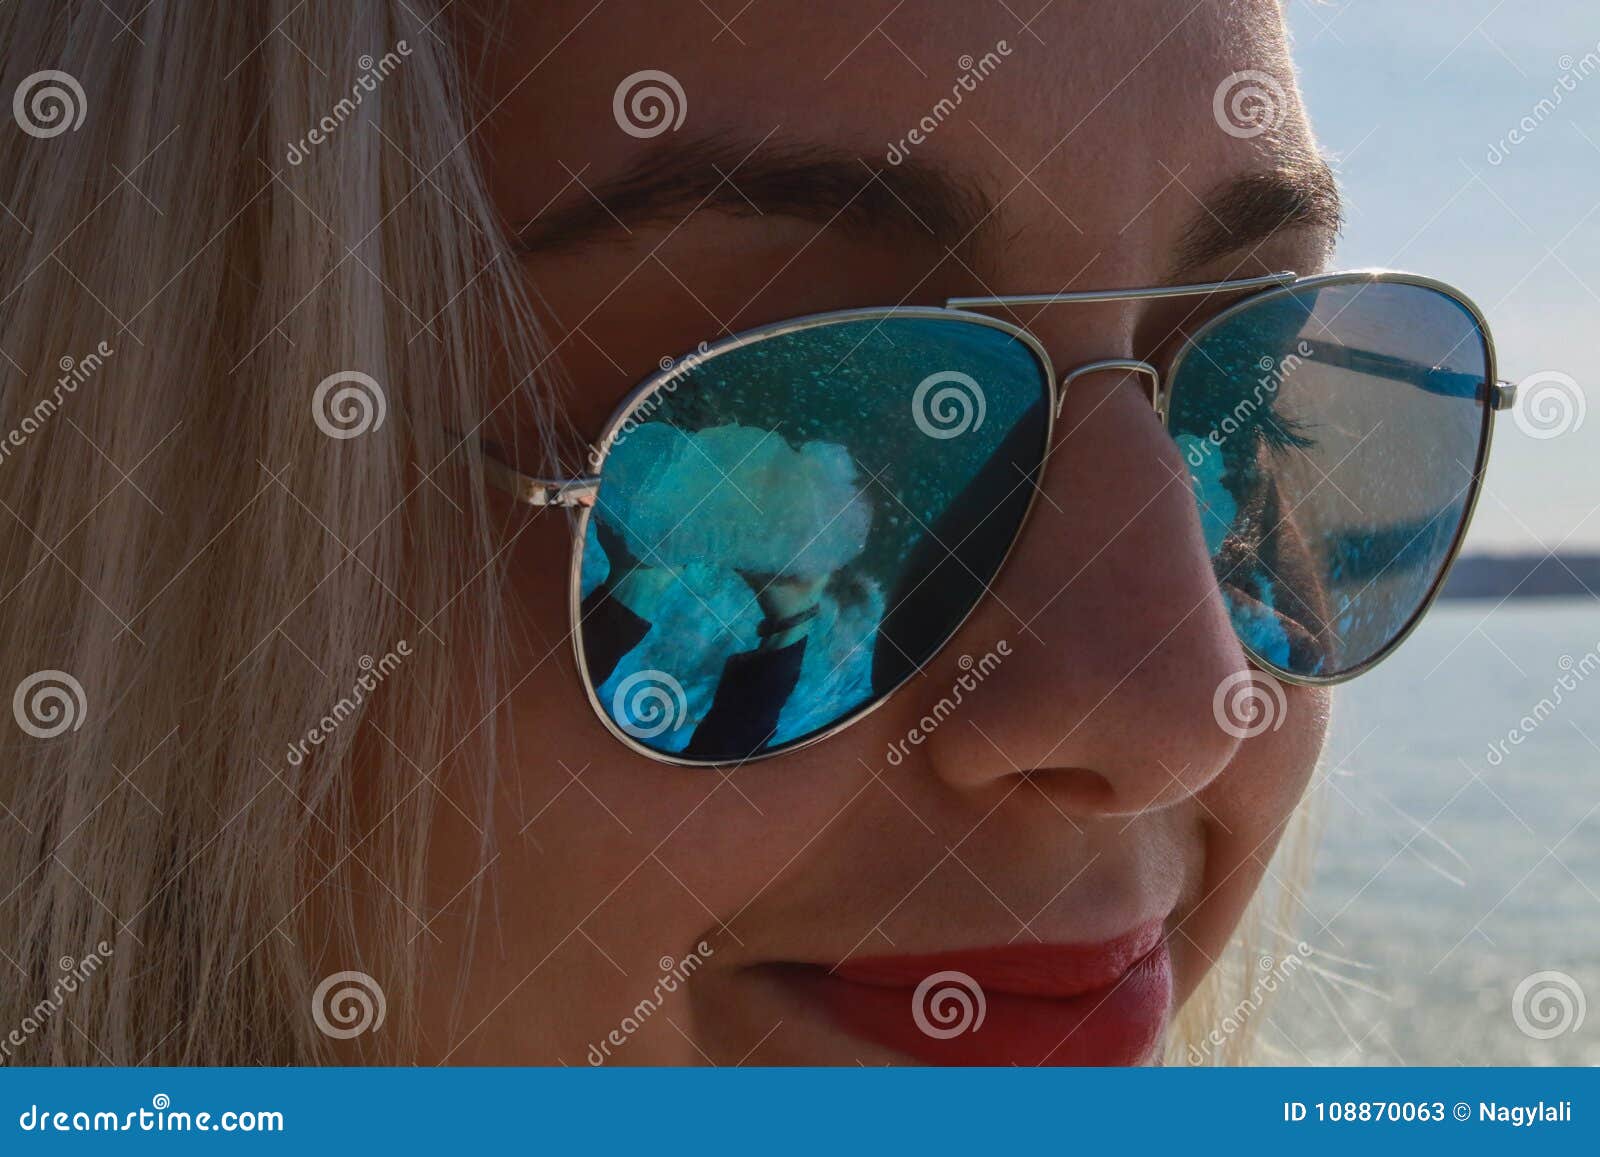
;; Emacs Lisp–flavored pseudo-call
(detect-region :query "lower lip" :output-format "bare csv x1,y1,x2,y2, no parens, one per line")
790,924,1172,1066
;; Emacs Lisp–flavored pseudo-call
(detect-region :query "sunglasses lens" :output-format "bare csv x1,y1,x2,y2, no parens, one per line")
579,315,1051,762
1170,278,1491,679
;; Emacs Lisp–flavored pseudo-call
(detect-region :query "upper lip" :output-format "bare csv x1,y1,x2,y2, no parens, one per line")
824,919,1166,999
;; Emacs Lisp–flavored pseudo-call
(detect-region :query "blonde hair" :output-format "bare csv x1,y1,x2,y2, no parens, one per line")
1167,802,1322,1065
0,1,1311,1065
0,0,558,1064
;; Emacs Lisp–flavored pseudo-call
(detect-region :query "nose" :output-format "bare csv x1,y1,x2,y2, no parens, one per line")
1059,358,1163,418
914,354,1250,815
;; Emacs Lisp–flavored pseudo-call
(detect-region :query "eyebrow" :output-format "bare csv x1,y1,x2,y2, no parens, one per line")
516,136,994,260
516,134,1343,282
1170,155,1343,279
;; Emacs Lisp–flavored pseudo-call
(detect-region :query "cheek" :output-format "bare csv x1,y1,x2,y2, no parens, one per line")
1203,683,1329,835
493,508,872,889
459,516,875,1042
1170,684,1329,997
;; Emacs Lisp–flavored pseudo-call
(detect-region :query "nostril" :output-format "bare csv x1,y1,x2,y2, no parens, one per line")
1024,762,1211,819
1022,765,1117,812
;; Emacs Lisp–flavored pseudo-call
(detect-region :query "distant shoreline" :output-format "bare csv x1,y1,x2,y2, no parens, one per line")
1439,554,1600,600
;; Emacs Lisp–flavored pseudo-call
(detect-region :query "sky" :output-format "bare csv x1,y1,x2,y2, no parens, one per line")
1286,0,1600,554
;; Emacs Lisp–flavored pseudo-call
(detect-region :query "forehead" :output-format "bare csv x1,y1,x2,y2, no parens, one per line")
474,0,1312,279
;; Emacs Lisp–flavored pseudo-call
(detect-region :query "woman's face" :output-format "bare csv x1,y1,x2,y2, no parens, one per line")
432,0,1334,1064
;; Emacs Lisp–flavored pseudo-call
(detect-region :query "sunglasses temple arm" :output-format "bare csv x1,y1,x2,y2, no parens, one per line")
1296,337,1517,409
484,457,600,507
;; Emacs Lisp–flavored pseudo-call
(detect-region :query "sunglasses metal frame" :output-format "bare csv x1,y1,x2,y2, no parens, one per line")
488,269,1515,766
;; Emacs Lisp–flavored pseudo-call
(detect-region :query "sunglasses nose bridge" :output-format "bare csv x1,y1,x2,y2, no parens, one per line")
1057,358,1164,421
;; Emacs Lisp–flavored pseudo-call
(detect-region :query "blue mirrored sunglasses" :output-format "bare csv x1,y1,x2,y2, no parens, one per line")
486,270,1513,767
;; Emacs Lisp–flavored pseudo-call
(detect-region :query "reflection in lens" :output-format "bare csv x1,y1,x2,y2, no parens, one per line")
1169,279,1490,679
578,316,1051,762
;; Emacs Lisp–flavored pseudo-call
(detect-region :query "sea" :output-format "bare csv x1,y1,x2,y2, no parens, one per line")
1276,598,1600,1065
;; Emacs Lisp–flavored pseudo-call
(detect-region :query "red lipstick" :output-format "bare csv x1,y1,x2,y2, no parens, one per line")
795,920,1172,1065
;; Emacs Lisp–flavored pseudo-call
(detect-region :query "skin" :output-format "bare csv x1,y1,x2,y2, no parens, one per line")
421,0,1334,1064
